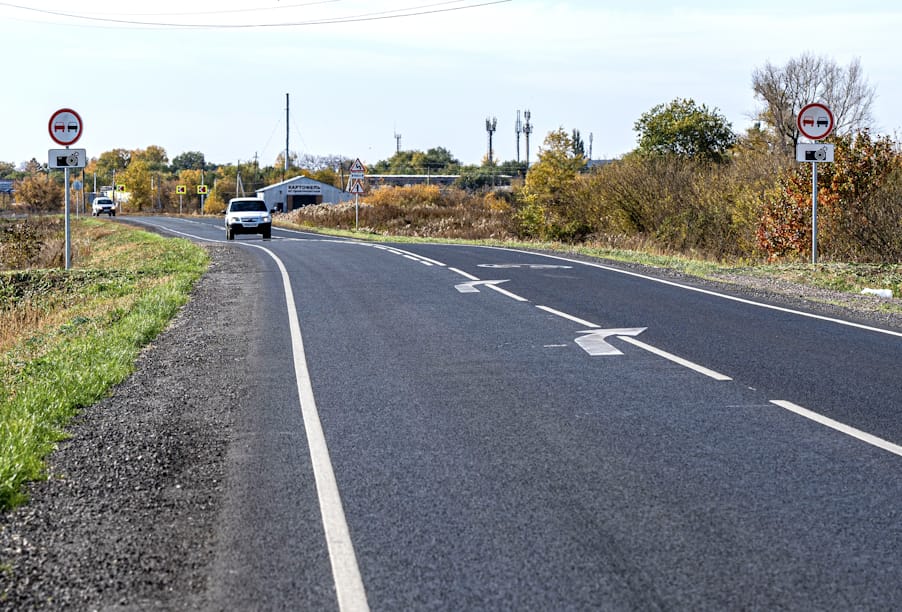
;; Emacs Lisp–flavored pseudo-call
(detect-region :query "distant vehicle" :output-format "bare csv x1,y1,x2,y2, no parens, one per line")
91,196,115,217
816,116,829,127
224,197,272,240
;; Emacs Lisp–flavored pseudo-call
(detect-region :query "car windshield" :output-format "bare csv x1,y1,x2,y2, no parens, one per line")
231,201,267,212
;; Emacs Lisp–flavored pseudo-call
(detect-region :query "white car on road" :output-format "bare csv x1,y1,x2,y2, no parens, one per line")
91,197,116,217
225,197,272,240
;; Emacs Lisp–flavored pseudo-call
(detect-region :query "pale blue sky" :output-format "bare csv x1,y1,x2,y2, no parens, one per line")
2,1,900,168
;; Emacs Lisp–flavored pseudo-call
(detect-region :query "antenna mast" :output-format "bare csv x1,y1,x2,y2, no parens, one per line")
394,131,402,154
284,93,290,180
523,109,533,167
485,116,497,165
515,110,522,164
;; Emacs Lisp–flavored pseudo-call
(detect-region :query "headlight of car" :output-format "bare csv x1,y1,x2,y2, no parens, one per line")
263,215,271,223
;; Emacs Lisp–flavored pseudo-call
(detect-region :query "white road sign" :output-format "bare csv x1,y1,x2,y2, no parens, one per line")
796,143,835,163
48,108,83,146
48,148,87,168
797,103,834,140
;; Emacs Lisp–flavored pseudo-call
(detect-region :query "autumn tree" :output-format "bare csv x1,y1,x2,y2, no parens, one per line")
752,54,876,153
15,173,62,212
516,129,589,240
634,98,735,162
119,160,153,212
757,130,901,261
132,145,169,173
94,149,132,187
171,151,207,172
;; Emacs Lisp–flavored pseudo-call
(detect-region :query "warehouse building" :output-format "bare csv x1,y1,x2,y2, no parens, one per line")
256,176,352,212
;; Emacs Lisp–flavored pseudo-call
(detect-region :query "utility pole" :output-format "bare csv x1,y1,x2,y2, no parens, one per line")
485,116,497,165
523,110,533,168
284,93,290,182
515,110,522,164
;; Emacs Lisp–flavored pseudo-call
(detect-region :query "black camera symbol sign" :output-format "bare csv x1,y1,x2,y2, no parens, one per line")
56,152,80,167
804,147,828,162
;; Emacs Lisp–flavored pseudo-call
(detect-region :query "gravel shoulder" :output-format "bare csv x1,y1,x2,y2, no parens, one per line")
0,240,899,609
0,244,260,610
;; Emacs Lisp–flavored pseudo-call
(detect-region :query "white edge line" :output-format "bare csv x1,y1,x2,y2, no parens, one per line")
536,305,599,328
618,336,733,381
770,400,902,458
251,243,370,612
472,246,902,339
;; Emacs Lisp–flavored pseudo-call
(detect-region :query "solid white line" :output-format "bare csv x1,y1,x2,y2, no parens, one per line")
536,305,599,328
617,336,733,381
146,219,371,609
252,244,370,612
770,400,902,458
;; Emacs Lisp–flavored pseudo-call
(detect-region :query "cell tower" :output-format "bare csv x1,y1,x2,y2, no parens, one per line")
485,116,497,165
523,110,533,167
515,110,522,164
394,131,402,154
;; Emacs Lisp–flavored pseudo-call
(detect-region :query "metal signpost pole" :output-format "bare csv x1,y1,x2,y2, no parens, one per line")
48,108,83,270
811,161,818,264
64,163,71,269
796,102,834,265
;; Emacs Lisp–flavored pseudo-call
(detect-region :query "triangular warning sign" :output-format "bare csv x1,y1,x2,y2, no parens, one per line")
349,158,366,174
347,177,365,193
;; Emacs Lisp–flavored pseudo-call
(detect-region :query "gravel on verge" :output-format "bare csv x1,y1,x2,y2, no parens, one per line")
0,244,259,610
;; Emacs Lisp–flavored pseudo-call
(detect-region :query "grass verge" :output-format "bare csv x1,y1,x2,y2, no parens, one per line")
0,219,208,510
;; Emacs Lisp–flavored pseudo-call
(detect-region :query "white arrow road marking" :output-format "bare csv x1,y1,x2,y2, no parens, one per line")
453,279,529,302
455,279,509,293
575,328,647,356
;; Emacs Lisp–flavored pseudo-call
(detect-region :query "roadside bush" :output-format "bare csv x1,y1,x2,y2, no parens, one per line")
284,186,516,240
758,131,902,262
0,217,67,270
366,184,443,208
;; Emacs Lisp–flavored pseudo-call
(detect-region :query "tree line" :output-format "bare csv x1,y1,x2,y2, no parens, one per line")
3,53,898,262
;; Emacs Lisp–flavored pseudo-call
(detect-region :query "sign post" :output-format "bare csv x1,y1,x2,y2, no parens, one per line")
197,184,208,214
176,185,187,214
48,108,84,270
347,158,366,231
796,102,835,264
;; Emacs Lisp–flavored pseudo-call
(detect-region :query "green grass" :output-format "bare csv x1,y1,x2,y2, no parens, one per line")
0,220,208,510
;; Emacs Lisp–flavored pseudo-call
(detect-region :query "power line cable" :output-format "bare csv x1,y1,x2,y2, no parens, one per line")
0,0,511,29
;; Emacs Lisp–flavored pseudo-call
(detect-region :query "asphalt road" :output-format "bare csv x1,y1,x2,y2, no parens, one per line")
81,217,902,608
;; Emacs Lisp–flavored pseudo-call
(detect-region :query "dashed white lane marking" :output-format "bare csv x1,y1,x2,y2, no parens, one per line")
770,400,902,458
536,305,600,329
618,336,733,381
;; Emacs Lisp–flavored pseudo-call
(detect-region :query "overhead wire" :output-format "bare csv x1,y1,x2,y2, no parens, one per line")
0,0,512,29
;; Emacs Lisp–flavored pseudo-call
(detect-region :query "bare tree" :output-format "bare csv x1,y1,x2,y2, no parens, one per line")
752,53,875,152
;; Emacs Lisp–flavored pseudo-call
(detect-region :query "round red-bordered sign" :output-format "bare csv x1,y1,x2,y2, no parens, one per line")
48,108,83,146
797,103,834,141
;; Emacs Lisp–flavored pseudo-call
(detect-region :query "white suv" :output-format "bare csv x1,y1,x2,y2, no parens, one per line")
225,198,272,240
92,197,116,217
